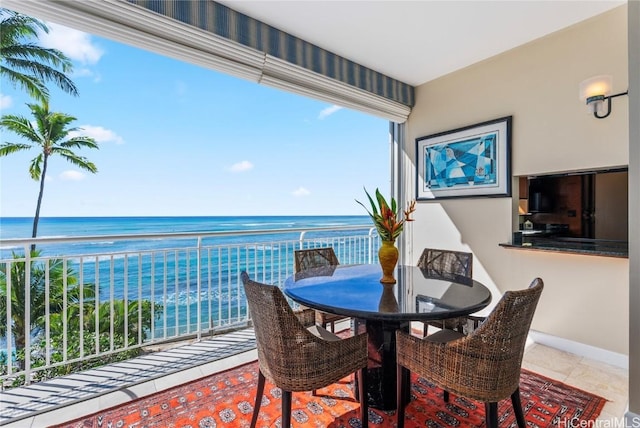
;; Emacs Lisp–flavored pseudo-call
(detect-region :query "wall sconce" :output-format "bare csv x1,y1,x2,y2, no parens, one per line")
579,75,628,119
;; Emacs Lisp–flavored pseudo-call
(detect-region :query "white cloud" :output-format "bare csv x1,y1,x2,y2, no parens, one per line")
60,170,85,181
39,23,103,65
0,94,12,109
73,67,101,82
69,125,125,145
292,187,310,197
318,105,343,120
230,161,254,172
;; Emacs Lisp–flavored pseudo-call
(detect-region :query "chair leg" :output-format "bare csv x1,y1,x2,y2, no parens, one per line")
358,367,368,426
250,370,266,428
511,388,527,428
396,364,407,428
443,390,449,402
485,402,498,428
282,390,292,428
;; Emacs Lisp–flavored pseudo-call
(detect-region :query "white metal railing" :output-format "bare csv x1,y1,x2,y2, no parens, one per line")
0,225,379,388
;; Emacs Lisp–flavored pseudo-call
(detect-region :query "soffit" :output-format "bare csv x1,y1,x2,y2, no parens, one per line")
219,1,625,87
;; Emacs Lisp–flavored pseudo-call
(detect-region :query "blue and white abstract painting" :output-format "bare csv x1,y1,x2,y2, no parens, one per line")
424,132,497,190
416,116,511,199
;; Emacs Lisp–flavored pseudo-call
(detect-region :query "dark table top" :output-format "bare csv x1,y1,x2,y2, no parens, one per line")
283,264,492,322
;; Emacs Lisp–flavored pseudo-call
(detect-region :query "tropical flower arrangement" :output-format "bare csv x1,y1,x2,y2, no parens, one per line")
356,187,416,242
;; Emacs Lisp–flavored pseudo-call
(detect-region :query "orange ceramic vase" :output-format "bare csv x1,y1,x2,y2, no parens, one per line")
378,240,399,284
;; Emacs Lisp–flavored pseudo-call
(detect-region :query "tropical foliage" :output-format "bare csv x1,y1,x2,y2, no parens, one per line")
0,8,78,102
356,187,416,242
0,251,163,386
0,250,91,369
0,100,99,243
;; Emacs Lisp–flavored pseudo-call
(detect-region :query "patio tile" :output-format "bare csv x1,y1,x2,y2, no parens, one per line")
522,343,583,378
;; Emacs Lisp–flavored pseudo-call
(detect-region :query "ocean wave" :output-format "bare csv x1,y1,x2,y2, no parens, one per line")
0,244,22,251
162,288,242,306
241,222,295,227
245,244,280,252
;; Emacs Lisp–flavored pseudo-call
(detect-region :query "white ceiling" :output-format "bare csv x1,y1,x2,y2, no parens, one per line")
220,0,625,87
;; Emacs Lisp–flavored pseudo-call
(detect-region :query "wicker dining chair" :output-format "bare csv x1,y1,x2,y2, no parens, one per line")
417,248,478,336
241,271,368,428
294,247,348,332
395,277,544,428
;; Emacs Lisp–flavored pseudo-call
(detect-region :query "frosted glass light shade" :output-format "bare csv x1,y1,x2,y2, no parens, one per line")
579,75,612,114
579,75,612,101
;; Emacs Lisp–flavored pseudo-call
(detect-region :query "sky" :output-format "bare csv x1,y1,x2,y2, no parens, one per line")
0,17,390,217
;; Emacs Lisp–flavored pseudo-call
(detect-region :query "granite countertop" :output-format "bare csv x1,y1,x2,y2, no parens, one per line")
500,237,628,258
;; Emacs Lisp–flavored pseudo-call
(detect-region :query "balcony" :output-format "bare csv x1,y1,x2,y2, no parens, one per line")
0,225,629,426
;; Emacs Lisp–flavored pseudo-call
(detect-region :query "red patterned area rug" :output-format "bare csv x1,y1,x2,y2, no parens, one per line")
55,361,606,428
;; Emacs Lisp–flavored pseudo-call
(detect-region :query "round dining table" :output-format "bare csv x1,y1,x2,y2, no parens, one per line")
283,263,492,410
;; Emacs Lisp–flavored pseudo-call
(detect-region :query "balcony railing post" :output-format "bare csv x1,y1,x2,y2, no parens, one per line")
5,255,14,376
368,227,376,264
298,231,306,250
196,236,203,341
24,249,31,385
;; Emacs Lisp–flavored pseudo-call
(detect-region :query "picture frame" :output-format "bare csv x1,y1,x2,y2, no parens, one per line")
415,116,512,200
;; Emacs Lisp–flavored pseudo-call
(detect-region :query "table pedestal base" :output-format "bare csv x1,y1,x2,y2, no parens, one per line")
354,318,410,411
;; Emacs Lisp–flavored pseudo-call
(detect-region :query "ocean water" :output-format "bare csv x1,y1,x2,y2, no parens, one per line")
0,216,373,339
0,215,372,255
0,216,370,241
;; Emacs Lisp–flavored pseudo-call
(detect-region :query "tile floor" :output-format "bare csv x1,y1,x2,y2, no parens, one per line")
521,342,629,423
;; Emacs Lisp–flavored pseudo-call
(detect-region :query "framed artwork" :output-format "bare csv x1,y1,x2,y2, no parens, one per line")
416,116,512,200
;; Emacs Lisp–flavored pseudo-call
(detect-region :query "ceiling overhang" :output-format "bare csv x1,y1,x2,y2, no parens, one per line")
2,0,414,122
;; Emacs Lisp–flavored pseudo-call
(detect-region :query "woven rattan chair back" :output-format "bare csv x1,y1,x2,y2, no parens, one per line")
294,248,346,332
417,248,472,279
418,248,474,335
453,277,543,399
240,271,368,427
294,247,340,272
396,277,544,428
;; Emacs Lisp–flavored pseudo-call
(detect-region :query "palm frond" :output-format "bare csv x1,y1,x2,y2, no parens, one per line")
57,151,98,173
0,142,32,156
0,65,49,101
0,9,78,98
29,154,43,180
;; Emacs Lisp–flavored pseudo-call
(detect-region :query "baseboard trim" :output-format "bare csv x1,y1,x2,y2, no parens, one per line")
529,330,628,370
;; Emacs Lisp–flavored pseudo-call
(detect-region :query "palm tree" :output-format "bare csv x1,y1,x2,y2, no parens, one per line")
0,100,99,245
0,8,78,102
0,250,92,370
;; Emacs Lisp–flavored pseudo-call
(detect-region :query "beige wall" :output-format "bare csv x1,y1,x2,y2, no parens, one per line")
404,5,629,354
